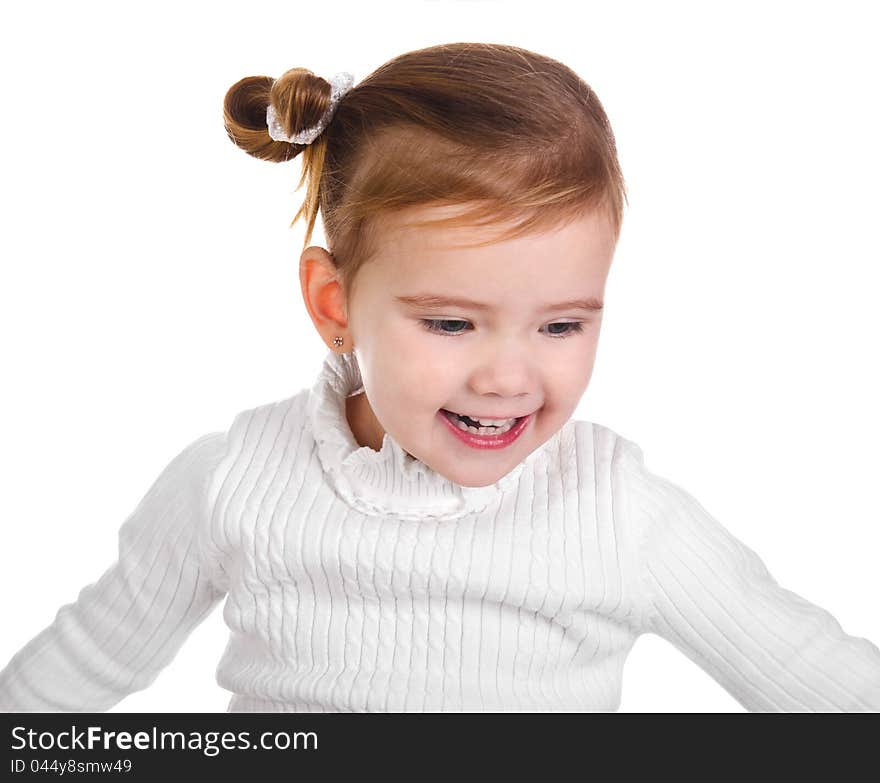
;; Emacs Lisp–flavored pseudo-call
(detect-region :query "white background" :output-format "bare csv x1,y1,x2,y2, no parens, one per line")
1,0,877,713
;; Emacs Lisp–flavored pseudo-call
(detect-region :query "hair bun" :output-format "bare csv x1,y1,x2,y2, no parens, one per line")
269,72,354,145
223,68,334,163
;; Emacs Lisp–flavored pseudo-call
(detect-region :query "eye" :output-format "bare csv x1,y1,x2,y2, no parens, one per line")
543,321,584,338
420,319,472,336
419,319,585,338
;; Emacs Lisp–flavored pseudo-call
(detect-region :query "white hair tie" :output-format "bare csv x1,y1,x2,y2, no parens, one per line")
266,71,355,145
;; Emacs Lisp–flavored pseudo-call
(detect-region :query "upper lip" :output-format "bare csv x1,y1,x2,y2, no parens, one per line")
443,409,531,419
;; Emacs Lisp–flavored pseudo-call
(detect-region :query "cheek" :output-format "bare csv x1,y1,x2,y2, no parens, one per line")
366,351,446,412
380,320,434,359
547,348,593,382
542,361,594,415
570,334,600,374
387,329,456,387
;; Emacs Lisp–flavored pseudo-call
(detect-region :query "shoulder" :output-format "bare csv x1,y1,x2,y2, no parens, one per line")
572,420,716,554
205,388,312,501
219,388,311,456
565,418,675,539
565,417,647,479
136,430,230,505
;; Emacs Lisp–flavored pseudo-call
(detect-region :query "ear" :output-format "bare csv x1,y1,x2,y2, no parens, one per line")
299,245,350,350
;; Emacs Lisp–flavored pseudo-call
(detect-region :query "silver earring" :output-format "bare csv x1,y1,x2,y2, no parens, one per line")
332,336,344,347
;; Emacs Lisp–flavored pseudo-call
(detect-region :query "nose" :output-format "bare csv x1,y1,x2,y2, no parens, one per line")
467,339,536,402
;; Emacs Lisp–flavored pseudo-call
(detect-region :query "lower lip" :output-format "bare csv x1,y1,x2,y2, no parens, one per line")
438,410,532,450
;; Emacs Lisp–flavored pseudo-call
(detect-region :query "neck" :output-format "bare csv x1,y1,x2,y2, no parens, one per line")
345,390,386,452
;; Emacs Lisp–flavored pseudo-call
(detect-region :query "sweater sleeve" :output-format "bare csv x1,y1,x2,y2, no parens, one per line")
0,431,228,712
617,437,880,712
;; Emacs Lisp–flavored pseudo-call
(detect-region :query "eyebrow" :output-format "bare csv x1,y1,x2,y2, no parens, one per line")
394,294,605,312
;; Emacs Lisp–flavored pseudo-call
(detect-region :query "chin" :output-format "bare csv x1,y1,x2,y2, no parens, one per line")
451,477,492,489
444,466,509,489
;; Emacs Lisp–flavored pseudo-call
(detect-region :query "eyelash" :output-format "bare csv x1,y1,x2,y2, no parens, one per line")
419,319,585,339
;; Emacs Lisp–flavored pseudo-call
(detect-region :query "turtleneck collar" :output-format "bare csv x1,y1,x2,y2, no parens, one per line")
304,349,543,521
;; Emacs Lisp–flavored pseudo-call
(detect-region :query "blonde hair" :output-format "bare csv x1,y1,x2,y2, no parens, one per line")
223,42,627,305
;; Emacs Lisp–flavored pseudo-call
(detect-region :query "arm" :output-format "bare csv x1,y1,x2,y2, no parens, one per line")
0,432,228,712
618,439,880,711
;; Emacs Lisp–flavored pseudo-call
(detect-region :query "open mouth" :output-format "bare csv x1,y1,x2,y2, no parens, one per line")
440,409,526,436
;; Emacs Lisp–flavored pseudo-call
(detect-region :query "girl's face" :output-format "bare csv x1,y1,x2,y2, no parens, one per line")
340,204,617,488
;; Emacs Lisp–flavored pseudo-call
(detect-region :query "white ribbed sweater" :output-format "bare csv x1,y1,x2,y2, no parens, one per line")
2,350,879,712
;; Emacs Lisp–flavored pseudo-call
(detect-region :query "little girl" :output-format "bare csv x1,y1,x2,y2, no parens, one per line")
2,42,879,713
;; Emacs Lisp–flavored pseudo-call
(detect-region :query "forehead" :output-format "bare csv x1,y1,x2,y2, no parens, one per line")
364,204,616,289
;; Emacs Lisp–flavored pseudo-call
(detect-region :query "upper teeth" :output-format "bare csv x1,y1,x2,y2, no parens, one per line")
455,413,518,426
